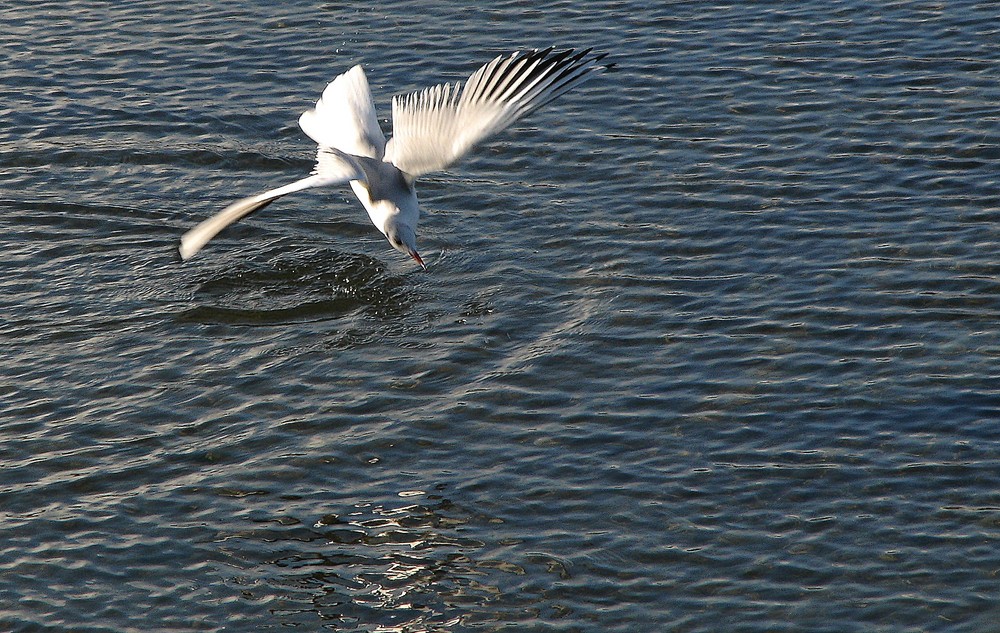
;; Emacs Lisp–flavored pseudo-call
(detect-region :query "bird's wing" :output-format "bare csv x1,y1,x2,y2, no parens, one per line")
179,148,364,260
383,48,609,179
298,64,386,159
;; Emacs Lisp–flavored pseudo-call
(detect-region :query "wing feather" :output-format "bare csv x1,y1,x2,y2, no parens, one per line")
179,148,364,260
384,48,609,179
298,65,386,159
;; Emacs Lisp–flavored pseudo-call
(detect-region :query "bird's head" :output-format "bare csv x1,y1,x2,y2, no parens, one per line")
385,222,425,270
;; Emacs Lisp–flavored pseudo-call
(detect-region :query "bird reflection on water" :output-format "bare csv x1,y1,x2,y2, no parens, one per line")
177,247,416,326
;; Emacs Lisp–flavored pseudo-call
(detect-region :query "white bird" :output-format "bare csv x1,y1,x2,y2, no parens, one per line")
179,47,611,268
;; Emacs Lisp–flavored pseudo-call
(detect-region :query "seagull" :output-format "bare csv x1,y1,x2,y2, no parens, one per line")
179,47,611,268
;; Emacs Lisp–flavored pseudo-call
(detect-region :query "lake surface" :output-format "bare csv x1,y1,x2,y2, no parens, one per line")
3,1,1000,631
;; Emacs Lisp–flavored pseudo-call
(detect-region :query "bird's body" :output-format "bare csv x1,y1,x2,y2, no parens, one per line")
349,158,417,237
179,48,610,267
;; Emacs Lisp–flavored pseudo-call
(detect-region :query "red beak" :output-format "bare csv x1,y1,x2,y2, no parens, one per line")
409,249,426,270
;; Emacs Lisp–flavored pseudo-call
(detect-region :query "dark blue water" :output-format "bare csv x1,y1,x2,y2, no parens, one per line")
3,1,1000,631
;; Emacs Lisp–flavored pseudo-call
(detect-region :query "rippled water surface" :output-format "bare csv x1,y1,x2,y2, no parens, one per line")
4,1,1000,631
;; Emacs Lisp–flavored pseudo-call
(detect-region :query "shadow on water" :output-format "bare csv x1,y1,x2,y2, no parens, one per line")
177,248,416,326
222,494,565,632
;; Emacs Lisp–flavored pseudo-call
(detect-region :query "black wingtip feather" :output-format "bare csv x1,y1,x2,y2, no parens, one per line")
462,46,611,115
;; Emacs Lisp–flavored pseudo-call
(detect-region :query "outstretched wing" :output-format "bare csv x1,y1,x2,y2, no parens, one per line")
179,148,364,260
298,64,386,159
383,48,609,179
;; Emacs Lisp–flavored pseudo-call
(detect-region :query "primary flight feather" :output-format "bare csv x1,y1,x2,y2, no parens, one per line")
179,48,611,267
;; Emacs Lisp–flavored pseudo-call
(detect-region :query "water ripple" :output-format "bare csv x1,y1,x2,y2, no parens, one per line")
4,1,1000,631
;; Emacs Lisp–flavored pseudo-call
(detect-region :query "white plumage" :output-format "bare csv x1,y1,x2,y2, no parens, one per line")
179,48,610,268
298,65,384,159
